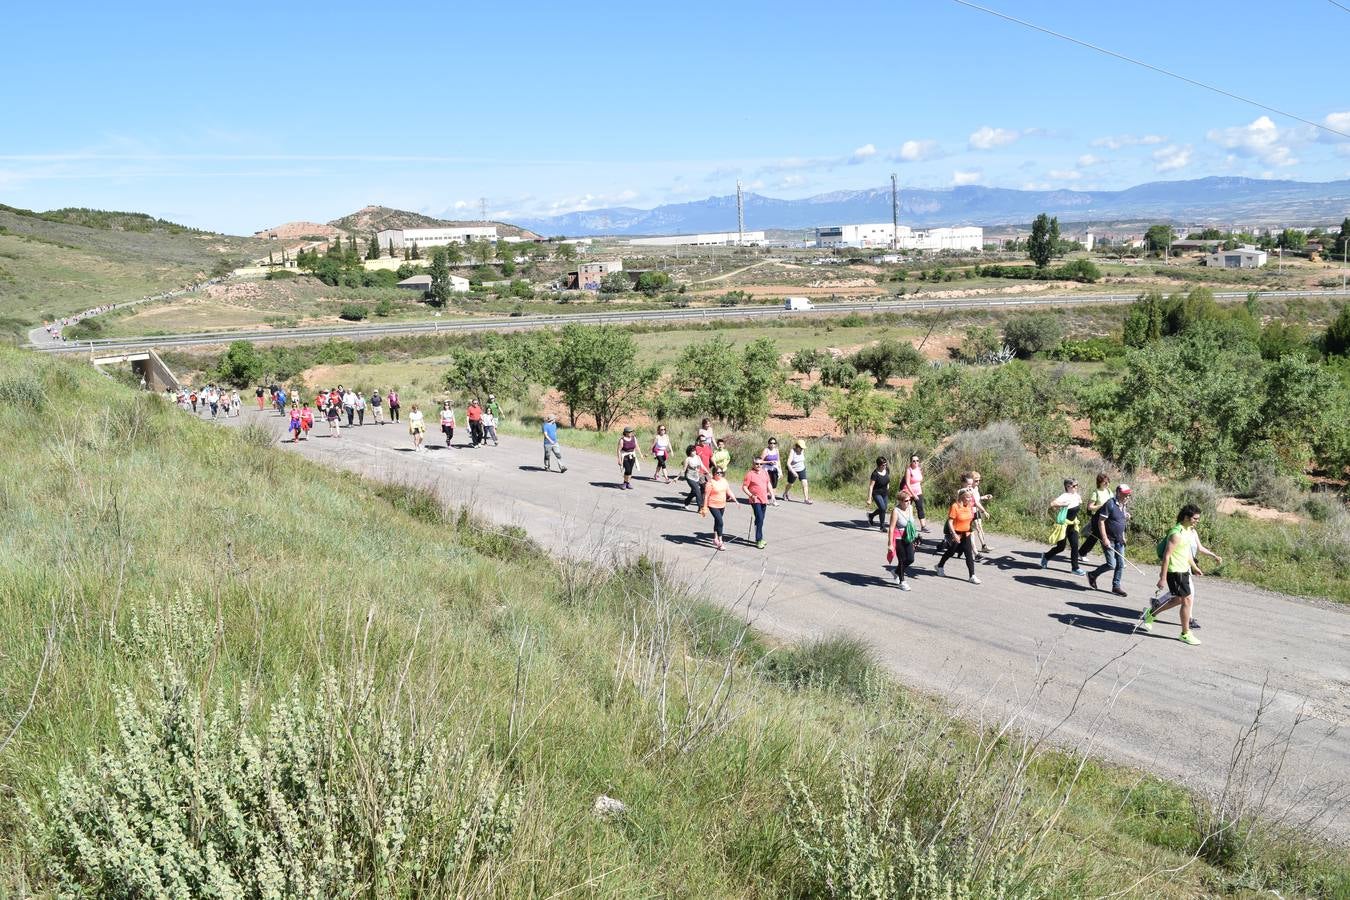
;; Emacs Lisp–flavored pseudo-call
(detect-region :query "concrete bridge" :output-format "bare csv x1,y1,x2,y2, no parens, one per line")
91,349,181,392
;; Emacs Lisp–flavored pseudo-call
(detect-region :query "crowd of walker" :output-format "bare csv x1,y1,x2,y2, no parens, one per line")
199,392,1214,648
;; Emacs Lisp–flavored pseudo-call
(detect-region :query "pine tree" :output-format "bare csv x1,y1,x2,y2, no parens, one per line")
1028,214,1053,269
410,241,421,260
1049,217,1061,257
403,246,411,261
366,232,380,260
388,238,396,258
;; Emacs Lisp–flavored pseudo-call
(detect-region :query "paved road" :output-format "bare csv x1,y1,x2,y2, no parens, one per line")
215,406,1350,840
32,288,1350,355
26,278,222,349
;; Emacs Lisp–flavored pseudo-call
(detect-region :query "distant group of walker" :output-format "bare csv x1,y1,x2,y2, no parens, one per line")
200,393,1216,648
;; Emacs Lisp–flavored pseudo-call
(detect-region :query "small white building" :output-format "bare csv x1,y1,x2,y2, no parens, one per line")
815,223,983,251
396,273,469,293
378,226,498,251
1205,246,1267,268
627,231,766,247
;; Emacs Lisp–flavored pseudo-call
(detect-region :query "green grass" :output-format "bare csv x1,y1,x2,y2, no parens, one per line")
0,206,266,338
2,348,1347,895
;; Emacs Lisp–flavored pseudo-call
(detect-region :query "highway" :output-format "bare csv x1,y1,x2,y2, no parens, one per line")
28,288,1350,354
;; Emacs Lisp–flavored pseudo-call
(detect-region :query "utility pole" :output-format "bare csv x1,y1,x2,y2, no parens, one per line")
891,173,899,251
736,180,745,248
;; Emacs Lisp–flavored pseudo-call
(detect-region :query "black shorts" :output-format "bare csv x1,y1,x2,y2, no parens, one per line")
1166,572,1192,598
622,455,635,476
767,468,779,488
787,468,806,484
442,424,454,437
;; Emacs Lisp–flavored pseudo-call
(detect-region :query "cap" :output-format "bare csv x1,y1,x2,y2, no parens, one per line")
1117,483,1132,494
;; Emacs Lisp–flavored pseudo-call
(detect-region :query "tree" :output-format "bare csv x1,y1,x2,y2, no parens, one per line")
1049,216,1061,257
1002,314,1064,359
1325,305,1350,357
1278,228,1307,251
599,272,630,294
953,325,1003,364
1123,291,1168,347
1027,213,1053,269
635,271,671,294
470,239,495,265
789,348,823,377
895,362,1071,454
850,339,924,386
410,241,421,260
1145,224,1175,254
339,303,368,321
555,242,577,262
672,336,782,430
445,333,555,402
215,340,265,387
1057,259,1101,283
552,325,655,430
779,381,826,417
428,248,453,307
387,238,396,258
829,378,899,435
366,233,380,260
444,241,463,265
818,357,858,388
1335,217,1350,259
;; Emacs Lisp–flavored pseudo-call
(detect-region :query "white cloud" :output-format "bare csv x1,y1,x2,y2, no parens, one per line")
1047,169,1082,181
1152,144,1192,173
951,169,983,186
1092,133,1167,150
1077,154,1102,168
1205,116,1297,167
894,139,941,162
1318,111,1350,148
969,126,1020,150
849,143,877,164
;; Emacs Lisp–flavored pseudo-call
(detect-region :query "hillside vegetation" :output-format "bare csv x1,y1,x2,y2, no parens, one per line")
328,204,541,240
0,348,1346,897
0,205,265,338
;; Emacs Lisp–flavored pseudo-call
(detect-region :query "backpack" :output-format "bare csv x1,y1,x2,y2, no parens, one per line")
1157,525,1182,562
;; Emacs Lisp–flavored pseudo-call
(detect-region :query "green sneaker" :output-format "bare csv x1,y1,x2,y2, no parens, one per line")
1138,607,1154,632
756,540,766,550
1178,631,1201,646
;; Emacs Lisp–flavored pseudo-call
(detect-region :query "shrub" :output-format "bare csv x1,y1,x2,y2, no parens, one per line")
818,357,858,388
373,297,395,317
0,372,44,410
763,634,881,703
790,348,824,376
236,422,274,449
849,339,923,386
338,303,368,321
1047,337,1124,362
22,663,521,897
1003,313,1065,359
264,268,297,280
828,379,899,435
1057,258,1102,283
1127,480,1220,544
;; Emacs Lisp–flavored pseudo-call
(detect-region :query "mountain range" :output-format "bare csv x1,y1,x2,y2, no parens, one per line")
511,177,1350,236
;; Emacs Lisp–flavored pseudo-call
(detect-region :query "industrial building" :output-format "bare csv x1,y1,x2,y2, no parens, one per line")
814,224,983,252
1205,246,1267,268
627,231,766,248
378,226,498,250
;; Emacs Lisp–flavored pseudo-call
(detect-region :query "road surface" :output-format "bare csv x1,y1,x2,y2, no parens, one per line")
31,288,1350,355
218,406,1350,840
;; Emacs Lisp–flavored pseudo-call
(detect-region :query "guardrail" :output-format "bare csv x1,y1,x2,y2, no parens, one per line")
28,289,1350,355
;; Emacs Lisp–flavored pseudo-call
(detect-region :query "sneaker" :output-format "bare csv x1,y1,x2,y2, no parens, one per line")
804,499,813,505
1087,572,1099,591
560,466,568,473
936,565,947,578
1138,607,1154,632
756,540,766,550
1188,618,1200,630
1071,568,1086,576
1178,631,1201,646
899,579,911,592
1038,555,1048,570
969,574,981,584
1112,587,1128,597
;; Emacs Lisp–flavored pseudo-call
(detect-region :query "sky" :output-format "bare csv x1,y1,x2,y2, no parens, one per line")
3,0,1349,234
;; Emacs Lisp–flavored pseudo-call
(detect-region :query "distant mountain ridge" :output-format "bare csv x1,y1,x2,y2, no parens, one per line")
513,177,1350,236
327,205,540,239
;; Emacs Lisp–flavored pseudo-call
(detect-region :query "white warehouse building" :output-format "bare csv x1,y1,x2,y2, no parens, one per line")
627,230,766,247
815,223,983,252
377,226,498,250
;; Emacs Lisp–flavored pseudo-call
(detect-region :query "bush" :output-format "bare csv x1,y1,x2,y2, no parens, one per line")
849,339,923,386
763,634,881,703
1048,337,1124,362
1126,480,1220,544
1057,258,1102,283
828,379,899,435
22,663,521,897
264,268,297,280
338,303,368,321
0,372,44,410
1003,313,1065,359
373,297,395,317
818,357,858,388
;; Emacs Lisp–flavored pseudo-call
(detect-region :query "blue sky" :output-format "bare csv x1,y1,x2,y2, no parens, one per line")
3,0,1348,234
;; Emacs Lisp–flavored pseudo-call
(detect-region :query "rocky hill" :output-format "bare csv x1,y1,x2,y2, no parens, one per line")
328,205,540,239
252,221,342,240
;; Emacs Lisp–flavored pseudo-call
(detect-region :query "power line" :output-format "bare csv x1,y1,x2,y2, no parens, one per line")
1327,0,1350,14
949,0,1349,141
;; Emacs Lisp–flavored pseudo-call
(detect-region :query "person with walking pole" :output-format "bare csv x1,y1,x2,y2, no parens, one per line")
1141,504,1206,645
1087,484,1132,597
741,457,771,549
1040,478,1086,575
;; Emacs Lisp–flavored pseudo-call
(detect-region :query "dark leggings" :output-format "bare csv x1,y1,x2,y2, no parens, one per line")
1079,529,1099,558
685,476,704,507
709,506,725,539
1045,524,1080,569
654,454,668,476
893,536,915,581
938,533,975,576
622,455,635,477
390,406,400,422
872,491,888,521
768,468,779,490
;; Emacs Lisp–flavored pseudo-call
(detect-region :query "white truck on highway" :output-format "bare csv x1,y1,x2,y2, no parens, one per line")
783,296,814,311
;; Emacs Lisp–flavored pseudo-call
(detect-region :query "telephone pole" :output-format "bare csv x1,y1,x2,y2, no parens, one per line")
891,173,899,250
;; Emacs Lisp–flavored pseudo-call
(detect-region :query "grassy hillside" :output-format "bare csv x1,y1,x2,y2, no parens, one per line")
329,204,541,240
0,204,266,339
0,348,1344,896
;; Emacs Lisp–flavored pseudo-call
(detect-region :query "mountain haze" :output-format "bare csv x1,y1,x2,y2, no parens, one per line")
514,177,1350,236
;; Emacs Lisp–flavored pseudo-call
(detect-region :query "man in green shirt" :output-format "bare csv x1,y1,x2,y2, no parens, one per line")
1141,504,1205,645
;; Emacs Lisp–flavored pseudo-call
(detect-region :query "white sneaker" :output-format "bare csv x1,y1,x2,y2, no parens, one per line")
969,575,981,584
936,566,946,577
899,580,911,592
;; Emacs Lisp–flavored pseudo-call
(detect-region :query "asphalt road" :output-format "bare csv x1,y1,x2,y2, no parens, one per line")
32,288,1350,355
218,406,1350,840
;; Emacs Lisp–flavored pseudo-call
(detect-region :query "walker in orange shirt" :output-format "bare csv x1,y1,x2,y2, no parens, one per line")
699,467,739,551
